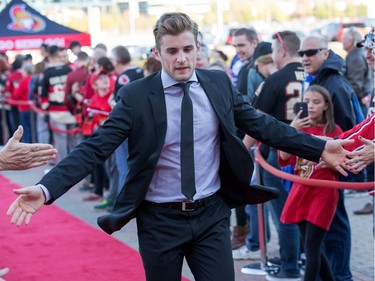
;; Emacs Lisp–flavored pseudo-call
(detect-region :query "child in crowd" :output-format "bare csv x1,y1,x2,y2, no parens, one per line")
279,85,342,281
81,70,113,202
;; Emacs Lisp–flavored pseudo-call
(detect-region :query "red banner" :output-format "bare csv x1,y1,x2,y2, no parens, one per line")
0,33,91,51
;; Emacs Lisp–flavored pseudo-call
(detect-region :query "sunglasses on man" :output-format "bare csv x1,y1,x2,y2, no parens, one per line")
297,48,327,57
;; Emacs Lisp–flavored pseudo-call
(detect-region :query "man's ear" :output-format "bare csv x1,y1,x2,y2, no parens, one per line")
197,41,201,52
153,47,161,61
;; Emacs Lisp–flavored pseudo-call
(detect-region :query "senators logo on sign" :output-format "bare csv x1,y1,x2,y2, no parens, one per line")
7,4,46,33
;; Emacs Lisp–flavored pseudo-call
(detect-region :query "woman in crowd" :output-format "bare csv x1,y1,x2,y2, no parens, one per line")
279,85,342,281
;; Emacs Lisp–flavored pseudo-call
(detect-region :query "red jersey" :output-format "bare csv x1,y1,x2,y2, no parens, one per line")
340,113,374,152
5,70,23,100
280,124,343,230
14,75,32,112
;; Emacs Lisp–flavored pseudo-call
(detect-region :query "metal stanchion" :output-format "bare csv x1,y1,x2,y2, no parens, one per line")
0,95,9,144
242,147,279,275
30,108,36,143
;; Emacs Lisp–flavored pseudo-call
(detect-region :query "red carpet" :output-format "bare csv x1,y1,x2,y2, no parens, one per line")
0,175,190,281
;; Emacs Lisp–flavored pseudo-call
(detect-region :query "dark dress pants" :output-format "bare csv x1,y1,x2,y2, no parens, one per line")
136,193,234,281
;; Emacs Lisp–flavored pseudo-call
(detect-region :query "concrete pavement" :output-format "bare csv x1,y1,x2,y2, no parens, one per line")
1,164,374,281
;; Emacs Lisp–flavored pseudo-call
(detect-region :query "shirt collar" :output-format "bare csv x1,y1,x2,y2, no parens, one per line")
161,69,198,90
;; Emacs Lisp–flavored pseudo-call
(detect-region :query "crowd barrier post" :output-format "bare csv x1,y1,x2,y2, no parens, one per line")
243,147,278,275
30,109,36,143
0,96,9,144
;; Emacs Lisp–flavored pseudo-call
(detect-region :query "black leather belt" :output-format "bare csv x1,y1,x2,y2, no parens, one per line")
146,192,218,211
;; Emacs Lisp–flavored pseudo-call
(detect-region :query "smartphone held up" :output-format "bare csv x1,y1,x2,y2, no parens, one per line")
293,102,308,118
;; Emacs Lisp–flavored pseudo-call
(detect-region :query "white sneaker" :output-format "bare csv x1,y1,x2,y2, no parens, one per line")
0,267,9,278
232,245,261,260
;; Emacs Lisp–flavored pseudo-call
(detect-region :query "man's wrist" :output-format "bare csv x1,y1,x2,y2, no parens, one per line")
37,184,52,203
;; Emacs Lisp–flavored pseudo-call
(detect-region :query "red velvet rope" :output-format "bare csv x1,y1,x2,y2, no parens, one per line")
4,97,375,189
4,98,82,135
255,150,374,190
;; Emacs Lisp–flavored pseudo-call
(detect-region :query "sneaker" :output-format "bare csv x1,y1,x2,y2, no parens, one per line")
266,270,301,281
353,202,373,215
241,263,267,275
232,245,261,260
0,267,9,277
94,199,113,209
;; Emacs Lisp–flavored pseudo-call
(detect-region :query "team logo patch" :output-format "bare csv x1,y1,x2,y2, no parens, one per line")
118,74,130,85
7,4,46,33
296,157,313,178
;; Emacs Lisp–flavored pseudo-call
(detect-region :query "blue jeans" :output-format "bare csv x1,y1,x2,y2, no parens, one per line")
261,148,300,275
245,203,270,251
323,189,353,281
19,111,31,143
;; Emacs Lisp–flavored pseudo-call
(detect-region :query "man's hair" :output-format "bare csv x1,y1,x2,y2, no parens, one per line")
94,43,107,52
48,45,60,58
272,31,300,56
234,28,258,43
111,46,131,65
69,41,81,49
153,12,199,50
144,57,162,74
345,27,363,45
76,51,89,61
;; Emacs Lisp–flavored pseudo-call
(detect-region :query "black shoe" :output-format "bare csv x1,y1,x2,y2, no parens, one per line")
266,270,301,281
79,183,95,192
268,257,281,267
353,202,373,215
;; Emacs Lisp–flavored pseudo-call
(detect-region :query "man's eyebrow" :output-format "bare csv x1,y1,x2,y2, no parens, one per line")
165,45,194,51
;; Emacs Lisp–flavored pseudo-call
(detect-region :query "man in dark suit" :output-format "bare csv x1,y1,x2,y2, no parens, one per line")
8,13,353,281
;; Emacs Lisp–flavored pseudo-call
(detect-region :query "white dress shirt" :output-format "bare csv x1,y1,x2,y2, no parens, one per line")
145,70,221,203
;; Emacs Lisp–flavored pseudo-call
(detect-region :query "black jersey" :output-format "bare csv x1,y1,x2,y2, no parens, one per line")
254,62,305,124
114,66,144,100
40,64,72,111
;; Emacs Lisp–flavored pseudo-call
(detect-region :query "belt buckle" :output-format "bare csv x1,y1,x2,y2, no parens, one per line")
182,200,195,211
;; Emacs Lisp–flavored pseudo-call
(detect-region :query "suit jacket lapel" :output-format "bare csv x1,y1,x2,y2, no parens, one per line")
196,69,228,121
148,72,167,150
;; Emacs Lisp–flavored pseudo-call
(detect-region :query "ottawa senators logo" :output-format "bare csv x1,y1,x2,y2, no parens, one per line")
118,74,130,86
296,157,313,178
7,4,45,33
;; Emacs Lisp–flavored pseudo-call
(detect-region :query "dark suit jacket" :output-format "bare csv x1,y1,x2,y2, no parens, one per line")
39,69,325,234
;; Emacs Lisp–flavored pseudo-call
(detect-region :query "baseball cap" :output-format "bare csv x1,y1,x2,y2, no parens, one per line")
253,42,272,61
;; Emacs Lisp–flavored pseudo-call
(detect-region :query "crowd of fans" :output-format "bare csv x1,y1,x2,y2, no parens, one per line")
0,24,374,281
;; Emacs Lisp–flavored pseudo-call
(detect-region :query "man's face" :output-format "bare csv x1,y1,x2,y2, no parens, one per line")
300,38,329,75
153,31,198,82
365,48,375,72
341,32,353,52
58,49,69,64
233,34,257,63
196,52,210,69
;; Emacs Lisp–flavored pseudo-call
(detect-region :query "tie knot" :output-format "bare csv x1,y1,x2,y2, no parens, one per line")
175,81,193,95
